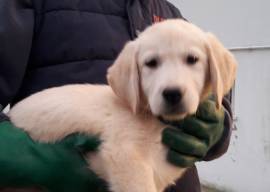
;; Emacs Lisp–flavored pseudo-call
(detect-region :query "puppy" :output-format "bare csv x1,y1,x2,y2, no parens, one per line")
9,19,237,192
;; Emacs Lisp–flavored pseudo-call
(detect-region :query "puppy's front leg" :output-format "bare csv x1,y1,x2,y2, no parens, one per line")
102,150,157,192
110,162,156,192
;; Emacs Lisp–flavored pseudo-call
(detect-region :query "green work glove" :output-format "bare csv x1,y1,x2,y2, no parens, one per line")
0,121,108,192
162,99,225,167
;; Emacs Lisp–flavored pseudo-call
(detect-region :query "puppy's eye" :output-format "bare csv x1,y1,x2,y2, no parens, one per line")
145,58,159,68
186,55,198,65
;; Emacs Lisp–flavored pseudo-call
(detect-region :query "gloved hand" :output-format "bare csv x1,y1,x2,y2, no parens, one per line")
0,120,108,192
162,99,225,167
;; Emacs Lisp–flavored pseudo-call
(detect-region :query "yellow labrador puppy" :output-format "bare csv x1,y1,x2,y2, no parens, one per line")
9,19,237,192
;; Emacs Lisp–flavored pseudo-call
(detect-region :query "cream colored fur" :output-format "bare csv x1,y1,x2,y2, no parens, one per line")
8,19,237,192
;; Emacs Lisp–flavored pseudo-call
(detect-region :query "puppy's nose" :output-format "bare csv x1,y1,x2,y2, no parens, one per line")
162,88,182,105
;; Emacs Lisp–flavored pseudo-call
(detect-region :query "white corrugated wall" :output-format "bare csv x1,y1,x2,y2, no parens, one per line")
168,0,270,191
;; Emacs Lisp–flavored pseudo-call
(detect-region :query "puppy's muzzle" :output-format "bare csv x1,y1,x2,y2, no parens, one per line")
160,87,187,121
161,87,188,118
162,88,182,106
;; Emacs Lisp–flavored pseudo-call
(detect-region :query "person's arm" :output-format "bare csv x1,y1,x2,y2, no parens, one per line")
0,1,108,191
162,96,233,167
0,0,34,107
0,113,108,192
203,96,233,161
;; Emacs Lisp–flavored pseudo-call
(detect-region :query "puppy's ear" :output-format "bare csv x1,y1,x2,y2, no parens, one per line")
107,41,141,114
206,33,238,108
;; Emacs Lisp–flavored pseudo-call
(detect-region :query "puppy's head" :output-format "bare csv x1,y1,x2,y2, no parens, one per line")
107,19,237,121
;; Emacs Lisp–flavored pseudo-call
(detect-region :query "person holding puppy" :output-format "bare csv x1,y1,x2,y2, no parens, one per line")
0,0,233,192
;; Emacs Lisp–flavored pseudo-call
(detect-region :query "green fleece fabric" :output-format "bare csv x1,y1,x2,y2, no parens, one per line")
0,121,108,192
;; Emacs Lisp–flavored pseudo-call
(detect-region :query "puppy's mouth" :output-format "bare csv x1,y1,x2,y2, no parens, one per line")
158,105,188,121
160,113,187,121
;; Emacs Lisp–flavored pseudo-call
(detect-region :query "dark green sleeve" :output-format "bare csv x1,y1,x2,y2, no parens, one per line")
0,119,108,191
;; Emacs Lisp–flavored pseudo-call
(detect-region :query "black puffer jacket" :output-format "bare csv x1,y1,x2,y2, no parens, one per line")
0,0,233,192
0,0,183,106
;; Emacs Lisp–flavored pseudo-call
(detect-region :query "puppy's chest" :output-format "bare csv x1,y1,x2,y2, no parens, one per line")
101,114,164,153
